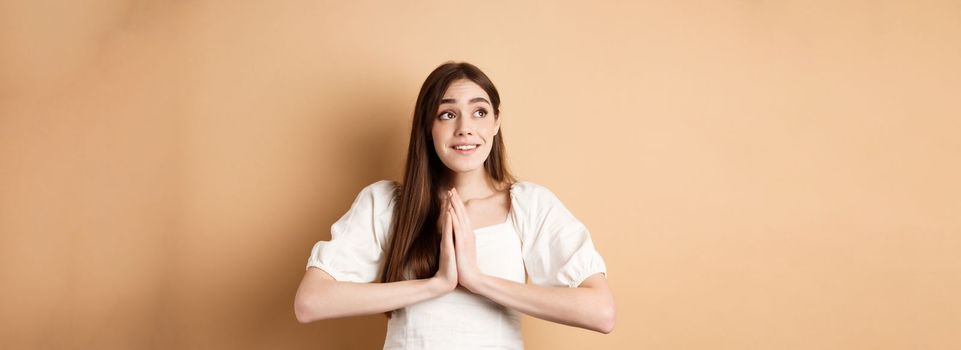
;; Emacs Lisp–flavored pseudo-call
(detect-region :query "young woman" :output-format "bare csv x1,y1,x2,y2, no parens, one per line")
294,62,614,349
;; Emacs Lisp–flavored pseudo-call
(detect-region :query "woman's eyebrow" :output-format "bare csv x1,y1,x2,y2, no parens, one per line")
439,97,491,105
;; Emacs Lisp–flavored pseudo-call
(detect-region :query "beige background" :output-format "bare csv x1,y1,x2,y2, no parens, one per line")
2,0,959,349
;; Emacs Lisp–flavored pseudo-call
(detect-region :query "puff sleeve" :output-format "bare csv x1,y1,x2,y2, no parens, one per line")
511,182,608,288
305,180,398,283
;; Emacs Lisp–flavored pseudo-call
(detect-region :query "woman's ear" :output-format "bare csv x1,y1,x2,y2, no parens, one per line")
494,114,502,136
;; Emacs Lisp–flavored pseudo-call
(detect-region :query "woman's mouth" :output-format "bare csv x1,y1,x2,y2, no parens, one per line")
451,144,480,155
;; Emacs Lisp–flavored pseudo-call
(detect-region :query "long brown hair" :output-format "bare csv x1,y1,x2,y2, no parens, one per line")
380,62,516,294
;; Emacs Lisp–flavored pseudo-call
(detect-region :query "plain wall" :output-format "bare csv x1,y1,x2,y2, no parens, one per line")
1,0,959,349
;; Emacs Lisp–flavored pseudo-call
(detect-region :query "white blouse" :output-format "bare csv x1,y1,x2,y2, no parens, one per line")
305,180,608,349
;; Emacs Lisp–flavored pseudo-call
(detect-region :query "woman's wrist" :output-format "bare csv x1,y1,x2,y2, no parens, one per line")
462,272,492,295
426,276,454,296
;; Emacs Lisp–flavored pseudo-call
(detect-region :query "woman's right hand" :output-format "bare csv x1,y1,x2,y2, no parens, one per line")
432,192,458,293
295,194,460,322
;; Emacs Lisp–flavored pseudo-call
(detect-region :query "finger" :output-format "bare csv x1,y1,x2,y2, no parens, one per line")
446,202,454,225
447,191,457,219
451,189,471,228
443,209,452,235
445,192,453,216
449,207,462,242
442,211,455,251
448,206,458,230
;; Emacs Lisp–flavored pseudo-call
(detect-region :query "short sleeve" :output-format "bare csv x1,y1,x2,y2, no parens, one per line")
305,180,398,283
511,182,608,288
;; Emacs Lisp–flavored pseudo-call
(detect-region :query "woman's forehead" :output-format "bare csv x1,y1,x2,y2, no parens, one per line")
441,80,489,101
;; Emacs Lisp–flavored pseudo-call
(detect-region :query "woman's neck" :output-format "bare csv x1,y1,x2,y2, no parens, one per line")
441,168,501,202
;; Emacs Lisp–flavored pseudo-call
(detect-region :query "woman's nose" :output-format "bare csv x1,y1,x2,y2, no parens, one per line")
455,117,474,136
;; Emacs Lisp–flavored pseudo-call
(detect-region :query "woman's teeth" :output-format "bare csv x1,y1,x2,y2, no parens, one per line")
453,145,478,150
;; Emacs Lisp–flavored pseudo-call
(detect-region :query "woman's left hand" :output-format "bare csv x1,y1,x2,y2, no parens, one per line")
447,188,485,292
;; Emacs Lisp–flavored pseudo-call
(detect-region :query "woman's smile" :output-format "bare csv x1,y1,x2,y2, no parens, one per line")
452,144,480,154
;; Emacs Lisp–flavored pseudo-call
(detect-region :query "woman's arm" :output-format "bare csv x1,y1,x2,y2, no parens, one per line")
295,202,459,323
446,188,615,333
470,273,615,333
293,268,450,323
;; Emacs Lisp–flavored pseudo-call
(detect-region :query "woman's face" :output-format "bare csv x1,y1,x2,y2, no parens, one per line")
431,79,501,174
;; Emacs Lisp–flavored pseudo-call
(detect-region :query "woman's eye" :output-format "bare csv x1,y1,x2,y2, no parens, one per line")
473,109,487,118
439,111,454,120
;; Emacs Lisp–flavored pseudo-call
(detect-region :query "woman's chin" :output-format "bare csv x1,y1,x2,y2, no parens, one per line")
443,161,486,174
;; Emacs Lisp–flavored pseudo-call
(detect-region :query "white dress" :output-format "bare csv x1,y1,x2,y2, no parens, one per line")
305,180,608,349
